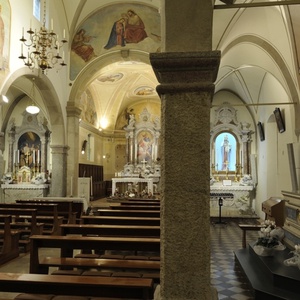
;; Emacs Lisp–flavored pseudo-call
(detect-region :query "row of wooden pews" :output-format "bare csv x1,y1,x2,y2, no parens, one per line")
0,197,161,299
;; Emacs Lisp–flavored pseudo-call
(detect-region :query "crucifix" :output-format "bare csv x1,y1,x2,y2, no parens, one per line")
141,159,147,170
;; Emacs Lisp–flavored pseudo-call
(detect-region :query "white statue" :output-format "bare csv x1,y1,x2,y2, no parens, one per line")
240,174,253,186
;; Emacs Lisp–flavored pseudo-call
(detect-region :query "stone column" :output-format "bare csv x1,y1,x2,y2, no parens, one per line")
50,145,68,196
66,103,82,197
150,1,219,298
151,52,220,300
7,130,15,173
40,131,50,173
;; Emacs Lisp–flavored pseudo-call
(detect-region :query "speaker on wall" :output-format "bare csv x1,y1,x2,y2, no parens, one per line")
257,122,265,141
274,107,285,133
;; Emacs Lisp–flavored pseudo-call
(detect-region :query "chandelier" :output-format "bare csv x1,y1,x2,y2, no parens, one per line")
18,0,67,74
26,78,40,115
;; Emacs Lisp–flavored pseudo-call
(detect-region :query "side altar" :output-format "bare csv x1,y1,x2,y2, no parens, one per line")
0,112,51,203
210,177,256,218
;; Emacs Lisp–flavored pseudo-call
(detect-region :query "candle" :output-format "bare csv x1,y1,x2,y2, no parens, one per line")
13,150,15,164
17,150,20,164
63,29,65,39
22,27,24,37
37,150,40,163
70,176,73,197
90,176,93,196
33,150,35,164
51,19,53,31
30,19,32,29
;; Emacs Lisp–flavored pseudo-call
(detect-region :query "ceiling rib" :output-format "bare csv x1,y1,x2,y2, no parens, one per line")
214,0,300,9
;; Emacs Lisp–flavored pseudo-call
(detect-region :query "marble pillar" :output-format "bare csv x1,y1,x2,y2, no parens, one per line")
66,103,81,197
151,52,220,299
50,145,68,196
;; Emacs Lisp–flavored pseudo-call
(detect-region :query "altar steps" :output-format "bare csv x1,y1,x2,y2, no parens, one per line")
234,243,300,299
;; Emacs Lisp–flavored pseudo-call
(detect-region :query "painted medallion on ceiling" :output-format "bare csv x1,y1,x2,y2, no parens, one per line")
70,4,161,80
0,0,10,86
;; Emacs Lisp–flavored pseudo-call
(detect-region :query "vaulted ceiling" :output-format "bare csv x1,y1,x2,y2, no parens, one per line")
60,0,300,131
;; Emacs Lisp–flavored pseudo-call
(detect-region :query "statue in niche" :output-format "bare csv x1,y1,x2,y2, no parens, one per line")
127,113,135,129
221,134,231,171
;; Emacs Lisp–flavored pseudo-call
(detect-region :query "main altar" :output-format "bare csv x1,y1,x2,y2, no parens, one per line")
112,108,161,197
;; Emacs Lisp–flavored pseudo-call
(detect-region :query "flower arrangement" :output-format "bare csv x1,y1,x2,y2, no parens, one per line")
253,220,285,256
256,220,279,248
284,244,300,268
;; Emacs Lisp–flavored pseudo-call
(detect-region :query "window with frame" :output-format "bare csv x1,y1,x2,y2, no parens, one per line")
33,0,41,21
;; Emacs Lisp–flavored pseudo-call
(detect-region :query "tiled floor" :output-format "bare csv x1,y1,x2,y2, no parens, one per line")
0,216,258,299
210,221,257,300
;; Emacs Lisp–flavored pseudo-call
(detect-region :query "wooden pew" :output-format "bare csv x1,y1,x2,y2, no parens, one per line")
81,215,160,226
0,203,63,235
238,223,263,248
16,199,81,224
96,209,160,218
120,200,160,206
29,235,160,274
0,208,43,252
0,215,20,265
60,224,160,238
39,257,160,275
0,272,154,299
110,205,160,210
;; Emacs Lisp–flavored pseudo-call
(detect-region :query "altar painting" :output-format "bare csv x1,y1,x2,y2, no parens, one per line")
18,132,41,168
137,130,153,164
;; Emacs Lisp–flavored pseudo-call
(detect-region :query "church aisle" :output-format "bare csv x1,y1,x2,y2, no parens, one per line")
211,221,257,300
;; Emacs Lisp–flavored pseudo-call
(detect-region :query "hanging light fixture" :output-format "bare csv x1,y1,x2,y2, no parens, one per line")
26,78,40,114
18,0,67,74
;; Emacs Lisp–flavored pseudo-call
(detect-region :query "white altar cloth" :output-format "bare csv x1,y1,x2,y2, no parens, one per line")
112,178,154,195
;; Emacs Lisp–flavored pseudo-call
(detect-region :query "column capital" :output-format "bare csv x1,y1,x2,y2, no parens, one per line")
66,102,82,118
150,51,220,94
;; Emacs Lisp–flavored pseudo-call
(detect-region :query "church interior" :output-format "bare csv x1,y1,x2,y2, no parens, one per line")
0,0,300,299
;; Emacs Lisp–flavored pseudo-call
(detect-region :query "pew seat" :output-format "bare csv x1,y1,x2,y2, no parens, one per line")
0,272,154,299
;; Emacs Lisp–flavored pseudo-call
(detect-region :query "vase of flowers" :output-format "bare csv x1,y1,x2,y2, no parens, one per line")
284,244,300,269
253,220,285,256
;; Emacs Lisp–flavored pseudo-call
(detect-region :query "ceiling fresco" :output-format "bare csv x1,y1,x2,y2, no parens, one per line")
70,3,161,80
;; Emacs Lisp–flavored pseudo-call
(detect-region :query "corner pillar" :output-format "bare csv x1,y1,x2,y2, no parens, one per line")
50,145,68,196
66,103,82,197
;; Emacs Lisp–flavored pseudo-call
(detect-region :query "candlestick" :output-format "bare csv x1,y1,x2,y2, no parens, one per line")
90,176,93,196
70,176,73,197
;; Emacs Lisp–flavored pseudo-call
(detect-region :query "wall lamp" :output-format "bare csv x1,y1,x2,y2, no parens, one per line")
103,153,110,163
81,140,87,154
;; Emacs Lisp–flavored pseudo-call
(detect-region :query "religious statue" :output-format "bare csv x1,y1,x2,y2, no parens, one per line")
221,134,231,171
